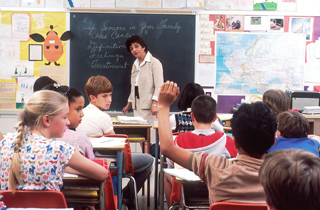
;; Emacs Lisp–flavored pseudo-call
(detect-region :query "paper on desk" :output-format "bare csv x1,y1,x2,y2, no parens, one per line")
90,137,127,148
63,173,78,178
117,116,148,124
163,168,201,182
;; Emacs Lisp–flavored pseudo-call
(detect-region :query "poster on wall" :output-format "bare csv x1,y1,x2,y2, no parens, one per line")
268,16,284,32
289,17,314,41
1,11,68,110
225,15,244,32
253,0,277,10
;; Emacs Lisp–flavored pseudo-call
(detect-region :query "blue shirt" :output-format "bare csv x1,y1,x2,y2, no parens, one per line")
268,137,320,156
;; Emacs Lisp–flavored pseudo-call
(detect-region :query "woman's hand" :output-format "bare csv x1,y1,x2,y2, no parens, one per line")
151,101,158,116
122,102,132,115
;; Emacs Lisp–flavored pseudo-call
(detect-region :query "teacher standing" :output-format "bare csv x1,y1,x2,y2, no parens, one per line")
122,35,164,144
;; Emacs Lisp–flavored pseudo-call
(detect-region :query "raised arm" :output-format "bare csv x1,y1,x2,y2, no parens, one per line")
158,81,192,169
67,151,108,181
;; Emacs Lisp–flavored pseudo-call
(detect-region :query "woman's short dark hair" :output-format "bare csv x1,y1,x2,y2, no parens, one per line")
278,111,309,138
125,35,148,53
177,83,204,111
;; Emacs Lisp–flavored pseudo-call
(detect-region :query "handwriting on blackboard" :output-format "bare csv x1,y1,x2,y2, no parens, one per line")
82,18,182,70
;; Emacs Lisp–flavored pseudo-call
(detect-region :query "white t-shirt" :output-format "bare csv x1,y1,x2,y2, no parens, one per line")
77,104,113,137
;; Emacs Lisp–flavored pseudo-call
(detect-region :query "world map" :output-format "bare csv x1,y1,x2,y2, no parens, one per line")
215,33,305,94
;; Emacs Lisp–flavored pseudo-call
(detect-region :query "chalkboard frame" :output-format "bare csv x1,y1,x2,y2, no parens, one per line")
70,12,195,112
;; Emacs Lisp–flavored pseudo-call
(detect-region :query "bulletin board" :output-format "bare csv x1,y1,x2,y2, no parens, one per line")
195,11,320,113
0,10,69,110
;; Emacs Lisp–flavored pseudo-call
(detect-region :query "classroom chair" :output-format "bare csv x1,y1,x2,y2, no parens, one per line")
209,202,268,210
91,134,139,210
0,190,68,208
181,182,210,209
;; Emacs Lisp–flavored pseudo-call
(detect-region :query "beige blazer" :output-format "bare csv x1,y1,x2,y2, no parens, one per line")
129,53,164,110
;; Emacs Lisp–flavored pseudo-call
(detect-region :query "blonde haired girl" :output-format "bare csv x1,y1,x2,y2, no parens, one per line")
0,90,107,192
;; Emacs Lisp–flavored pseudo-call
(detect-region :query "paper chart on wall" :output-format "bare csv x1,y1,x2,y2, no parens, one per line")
0,0,19,6
139,0,161,8
277,0,296,12
39,66,66,85
72,0,91,7
91,0,115,8
204,0,253,10
0,80,16,110
244,16,269,31
45,0,65,8
16,77,37,104
289,17,314,41
162,0,186,8
187,0,204,9
11,13,30,41
116,0,139,8
21,0,45,8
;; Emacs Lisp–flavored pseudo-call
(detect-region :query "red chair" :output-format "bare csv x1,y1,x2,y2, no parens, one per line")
91,158,117,210
91,134,138,210
209,202,268,210
0,190,67,208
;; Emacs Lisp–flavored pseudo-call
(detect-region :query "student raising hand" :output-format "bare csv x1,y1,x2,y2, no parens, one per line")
158,81,180,108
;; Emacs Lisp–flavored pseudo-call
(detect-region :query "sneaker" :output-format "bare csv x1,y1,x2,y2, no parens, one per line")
122,204,129,210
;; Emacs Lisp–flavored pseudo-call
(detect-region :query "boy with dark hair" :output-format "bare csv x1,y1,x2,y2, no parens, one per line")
77,75,153,210
164,95,237,207
260,149,320,210
77,75,115,136
158,81,277,204
268,111,320,156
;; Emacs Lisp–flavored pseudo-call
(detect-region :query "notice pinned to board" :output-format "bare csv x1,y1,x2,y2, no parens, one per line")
11,13,30,41
0,80,16,110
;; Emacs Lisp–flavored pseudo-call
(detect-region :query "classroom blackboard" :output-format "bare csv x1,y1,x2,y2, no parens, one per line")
70,12,195,112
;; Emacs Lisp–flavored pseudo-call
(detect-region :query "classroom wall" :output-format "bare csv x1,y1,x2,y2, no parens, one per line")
0,0,319,135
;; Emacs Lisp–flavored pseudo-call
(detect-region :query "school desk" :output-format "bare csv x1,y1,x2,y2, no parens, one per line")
153,121,177,210
163,168,209,209
89,137,126,210
62,174,106,210
304,114,320,135
112,119,152,206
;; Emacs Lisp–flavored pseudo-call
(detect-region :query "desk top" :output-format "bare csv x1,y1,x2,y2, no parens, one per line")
303,114,320,119
89,137,126,151
163,168,201,182
113,123,152,128
111,117,152,128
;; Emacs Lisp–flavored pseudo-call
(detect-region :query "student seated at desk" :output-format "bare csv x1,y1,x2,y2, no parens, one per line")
76,75,153,210
169,82,223,133
158,81,277,204
260,149,320,210
262,89,320,142
43,84,95,159
268,111,320,156
0,91,107,192
164,95,237,208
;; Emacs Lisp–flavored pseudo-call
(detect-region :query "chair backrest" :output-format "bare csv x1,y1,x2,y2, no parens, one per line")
91,158,117,210
209,202,268,210
91,134,134,175
0,190,67,208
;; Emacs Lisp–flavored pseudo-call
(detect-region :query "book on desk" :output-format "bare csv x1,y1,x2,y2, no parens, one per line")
163,168,201,182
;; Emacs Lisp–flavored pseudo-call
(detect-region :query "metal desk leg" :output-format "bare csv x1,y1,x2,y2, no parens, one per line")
159,154,164,210
154,129,159,209
117,150,123,210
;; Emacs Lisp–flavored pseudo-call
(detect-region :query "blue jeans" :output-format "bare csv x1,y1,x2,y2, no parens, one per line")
123,153,154,206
